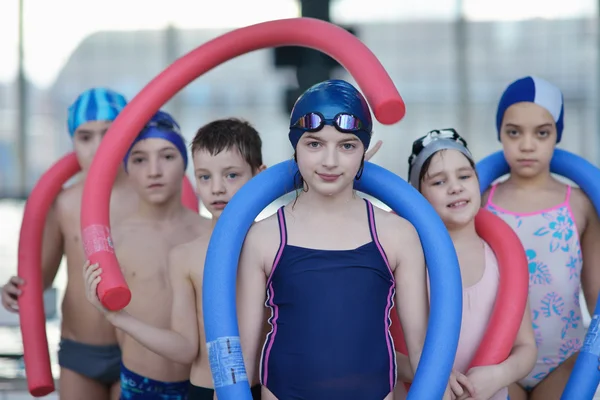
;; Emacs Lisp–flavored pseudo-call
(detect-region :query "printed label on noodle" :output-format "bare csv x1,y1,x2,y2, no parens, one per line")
82,225,115,256
581,315,600,356
207,336,248,388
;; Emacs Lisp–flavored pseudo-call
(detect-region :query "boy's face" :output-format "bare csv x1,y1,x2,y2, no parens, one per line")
72,120,112,171
193,147,265,218
126,138,185,205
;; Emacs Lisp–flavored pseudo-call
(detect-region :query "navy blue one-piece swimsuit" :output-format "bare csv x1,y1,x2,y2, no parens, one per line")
259,199,397,400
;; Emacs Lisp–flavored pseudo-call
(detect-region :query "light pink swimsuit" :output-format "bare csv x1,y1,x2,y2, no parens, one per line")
485,184,584,390
454,242,508,400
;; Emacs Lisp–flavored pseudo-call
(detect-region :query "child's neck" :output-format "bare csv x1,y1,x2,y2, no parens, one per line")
507,169,554,190
447,220,479,245
114,167,129,186
137,194,185,222
296,187,356,215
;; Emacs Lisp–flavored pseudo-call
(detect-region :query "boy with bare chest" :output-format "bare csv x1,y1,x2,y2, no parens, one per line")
85,119,266,399
85,111,211,399
2,88,138,400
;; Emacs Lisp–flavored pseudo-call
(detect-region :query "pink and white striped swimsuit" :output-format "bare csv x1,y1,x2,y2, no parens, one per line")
485,184,584,390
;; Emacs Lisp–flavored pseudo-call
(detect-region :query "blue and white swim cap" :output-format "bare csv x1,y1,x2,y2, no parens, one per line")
496,76,564,143
67,88,128,137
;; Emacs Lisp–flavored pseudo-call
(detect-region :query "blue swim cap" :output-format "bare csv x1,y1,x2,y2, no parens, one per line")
123,110,188,171
289,79,373,150
496,76,564,143
67,88,128,137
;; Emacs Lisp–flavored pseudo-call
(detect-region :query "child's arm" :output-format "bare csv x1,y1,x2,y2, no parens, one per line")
395,352,413,382
394,223,457,400
495,300,537,383
394,221,428,374
580,200,600,314
392,219,472,400
40,202,64,290
237,228,268,384
2,204,63,312
463,300,537,399
83,245,200,364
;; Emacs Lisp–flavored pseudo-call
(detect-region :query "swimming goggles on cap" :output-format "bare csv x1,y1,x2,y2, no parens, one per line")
291,112,366,134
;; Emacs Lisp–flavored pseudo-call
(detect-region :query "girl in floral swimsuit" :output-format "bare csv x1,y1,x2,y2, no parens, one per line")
484,75,600,400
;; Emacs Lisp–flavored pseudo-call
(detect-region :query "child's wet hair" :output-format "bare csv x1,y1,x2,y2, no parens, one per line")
190,118,263,172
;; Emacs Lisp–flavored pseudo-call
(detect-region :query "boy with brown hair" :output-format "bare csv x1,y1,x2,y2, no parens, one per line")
85,118,266,399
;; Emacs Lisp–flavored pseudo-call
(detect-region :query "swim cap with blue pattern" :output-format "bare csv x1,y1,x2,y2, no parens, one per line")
67,88,128,137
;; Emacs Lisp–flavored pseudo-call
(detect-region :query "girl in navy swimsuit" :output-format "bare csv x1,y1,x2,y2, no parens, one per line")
237,80,430,400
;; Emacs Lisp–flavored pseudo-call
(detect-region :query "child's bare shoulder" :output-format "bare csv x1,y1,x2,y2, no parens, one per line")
172,234,209,261
570,186,595,217
371,204,423,268
182,209,213,236
246,212,280,243
372,205,419,240
487,179,508,193
55,181,84,216
241,212,281,268
169,235,210,273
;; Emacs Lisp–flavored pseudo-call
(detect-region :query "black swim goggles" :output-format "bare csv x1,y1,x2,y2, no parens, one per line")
291,112,365,134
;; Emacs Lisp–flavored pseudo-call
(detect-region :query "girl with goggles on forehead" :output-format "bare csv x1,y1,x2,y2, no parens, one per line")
397,129,537,400
237,79,428,400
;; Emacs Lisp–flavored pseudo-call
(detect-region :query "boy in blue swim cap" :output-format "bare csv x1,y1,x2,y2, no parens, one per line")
1,88,139,399
237,79,429,400
85,117,267,399
84,110,213,399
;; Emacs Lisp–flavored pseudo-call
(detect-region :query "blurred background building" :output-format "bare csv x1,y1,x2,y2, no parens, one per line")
0,0,598,197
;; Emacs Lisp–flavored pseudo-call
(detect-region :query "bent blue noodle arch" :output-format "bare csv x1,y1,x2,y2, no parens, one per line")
476,149,600,400
202,160,463,400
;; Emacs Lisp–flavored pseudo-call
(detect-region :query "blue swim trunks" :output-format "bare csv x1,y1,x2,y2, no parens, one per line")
120,362,190,399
